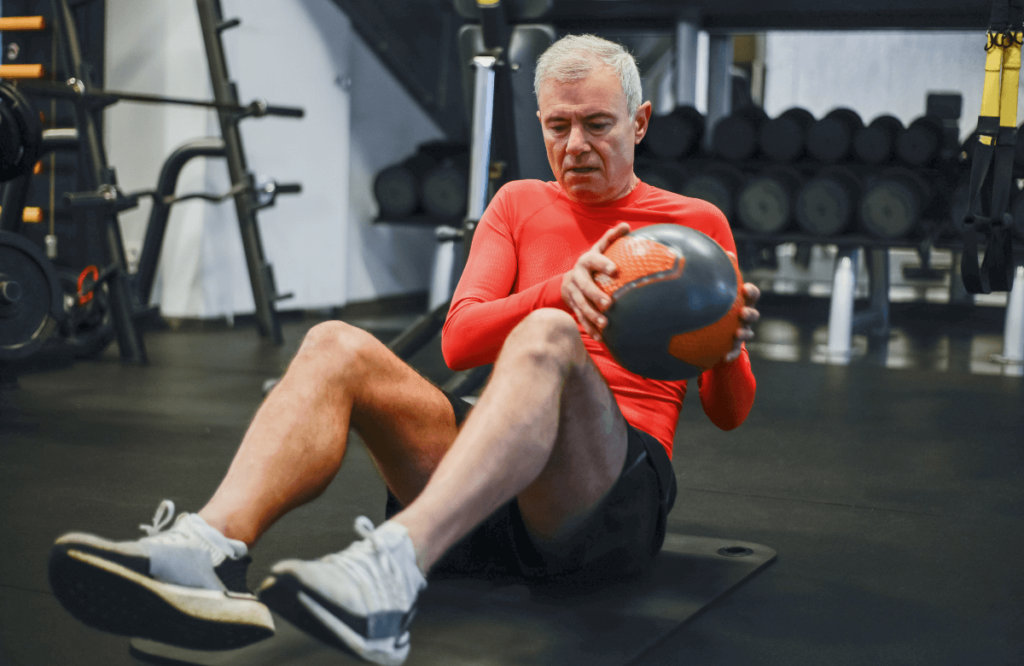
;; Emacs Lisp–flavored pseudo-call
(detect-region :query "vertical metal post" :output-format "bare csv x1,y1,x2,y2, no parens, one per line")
52,0,147,363
428,54,496,309
827,247,860,360
467,55,497,224
195,0,283,344
949,250,975,305
705,34,733,150
1000,263,1024,363
867,248,890,334
675,20,700,108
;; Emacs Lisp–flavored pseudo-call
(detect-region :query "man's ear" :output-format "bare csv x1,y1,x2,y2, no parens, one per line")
634,101,653,144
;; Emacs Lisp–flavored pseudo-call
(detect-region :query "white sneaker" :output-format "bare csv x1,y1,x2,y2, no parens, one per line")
49,500,274,650
258,516,427,666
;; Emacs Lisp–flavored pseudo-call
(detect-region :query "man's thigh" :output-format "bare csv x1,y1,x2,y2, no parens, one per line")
418,390,674,585
342,329,460,507
516,348,631,542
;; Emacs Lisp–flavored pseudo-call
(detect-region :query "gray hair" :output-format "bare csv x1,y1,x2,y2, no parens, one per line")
534,34,642,118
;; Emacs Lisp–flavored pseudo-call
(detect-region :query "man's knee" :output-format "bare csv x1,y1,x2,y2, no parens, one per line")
503,309,584,368
294,320,380,381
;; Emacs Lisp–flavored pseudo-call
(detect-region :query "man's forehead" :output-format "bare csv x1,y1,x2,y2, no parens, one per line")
537,68,626,117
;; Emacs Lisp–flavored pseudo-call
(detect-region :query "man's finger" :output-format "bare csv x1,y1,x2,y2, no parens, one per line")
743,282,761,305
573,291,606,331
580,251,618,277
595,222,631,253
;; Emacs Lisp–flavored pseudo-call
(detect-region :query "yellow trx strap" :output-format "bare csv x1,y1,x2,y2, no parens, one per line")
962,6,1023,294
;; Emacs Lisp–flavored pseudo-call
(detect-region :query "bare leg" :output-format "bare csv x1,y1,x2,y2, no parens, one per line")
198,321,459,546
392,308,628,572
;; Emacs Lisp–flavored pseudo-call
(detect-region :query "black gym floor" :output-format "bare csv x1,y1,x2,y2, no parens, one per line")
1,293,1022,665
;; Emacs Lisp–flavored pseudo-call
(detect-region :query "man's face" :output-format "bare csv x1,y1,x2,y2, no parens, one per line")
537,65,651,204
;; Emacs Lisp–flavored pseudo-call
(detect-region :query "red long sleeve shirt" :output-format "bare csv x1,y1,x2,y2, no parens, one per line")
442,179,756,458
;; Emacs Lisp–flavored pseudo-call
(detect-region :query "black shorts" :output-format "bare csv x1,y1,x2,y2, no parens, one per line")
385,390,677,588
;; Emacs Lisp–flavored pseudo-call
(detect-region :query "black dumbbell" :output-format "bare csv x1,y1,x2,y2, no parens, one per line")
758,107,815,163
859,167,932,239
807,108,864,163
374,152,437,220
681,162,744,222
635,160,687,194
711,106,769,161
853,115,904,165
644,106,704,160
895,116,944,167
736,165,802,235
795,166,861,236
422,153,470,221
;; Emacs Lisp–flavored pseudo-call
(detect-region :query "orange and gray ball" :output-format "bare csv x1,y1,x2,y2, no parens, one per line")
597,224,744,380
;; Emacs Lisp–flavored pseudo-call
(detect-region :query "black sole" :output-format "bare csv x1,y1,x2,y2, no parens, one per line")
258,573,362,658
48,544,273,651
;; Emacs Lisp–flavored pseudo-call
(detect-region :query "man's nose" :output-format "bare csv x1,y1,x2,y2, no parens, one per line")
566,124,589,156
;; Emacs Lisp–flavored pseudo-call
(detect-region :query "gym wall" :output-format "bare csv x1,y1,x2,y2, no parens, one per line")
105,0,442,320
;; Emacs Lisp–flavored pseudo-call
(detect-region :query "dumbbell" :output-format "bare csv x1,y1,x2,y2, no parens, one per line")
736,165,802,235
758,107,815,162
807,108,864,163
374,152,438,220
635,160,686,193
853,115,904,165
859,167,932,239
711,106,769,161
681,163,743,221
895,116,943,167
421,153,470,221
373,141,468,220
644,105,704,160
795,166,861,237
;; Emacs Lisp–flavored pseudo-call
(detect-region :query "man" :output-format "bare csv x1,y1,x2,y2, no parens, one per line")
48,34,759,666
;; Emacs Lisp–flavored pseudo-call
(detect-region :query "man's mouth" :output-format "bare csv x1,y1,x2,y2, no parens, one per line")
568,167,598,173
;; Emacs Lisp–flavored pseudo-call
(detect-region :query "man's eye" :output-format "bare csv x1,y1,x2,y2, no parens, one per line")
590,123,609,132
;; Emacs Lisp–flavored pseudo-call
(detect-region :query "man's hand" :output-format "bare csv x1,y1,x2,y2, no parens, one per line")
725,281,760,363
561,222,631,341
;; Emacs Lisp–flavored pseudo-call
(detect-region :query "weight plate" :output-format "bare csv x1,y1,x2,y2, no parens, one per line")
0,231,62,360
0,80,43,182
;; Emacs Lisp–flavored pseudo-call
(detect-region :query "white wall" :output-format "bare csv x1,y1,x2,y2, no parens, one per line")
106,0,442,319
105,1,213,317
763,31,1009,140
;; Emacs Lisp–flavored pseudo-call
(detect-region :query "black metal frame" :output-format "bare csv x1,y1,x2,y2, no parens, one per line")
2,0,299,365
50,0,147,362
196,0,288,345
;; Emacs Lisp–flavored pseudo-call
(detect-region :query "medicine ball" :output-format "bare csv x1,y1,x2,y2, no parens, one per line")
596,224,744,380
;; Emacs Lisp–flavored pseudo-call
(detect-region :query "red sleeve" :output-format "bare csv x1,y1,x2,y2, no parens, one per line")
441,190,569,370
697,346,756,430
688,200,756,430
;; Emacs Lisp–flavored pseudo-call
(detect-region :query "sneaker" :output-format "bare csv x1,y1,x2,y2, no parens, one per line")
48,500,275,650
258,516,427,666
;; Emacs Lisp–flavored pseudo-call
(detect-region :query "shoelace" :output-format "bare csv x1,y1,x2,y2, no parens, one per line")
136,500,219,555
321,517,405,610
139,499,176,537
